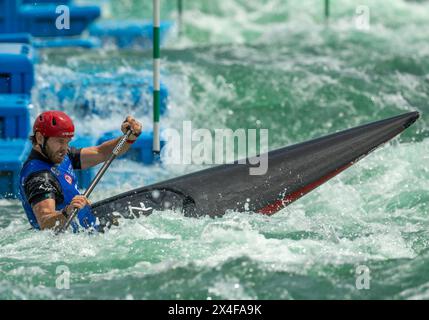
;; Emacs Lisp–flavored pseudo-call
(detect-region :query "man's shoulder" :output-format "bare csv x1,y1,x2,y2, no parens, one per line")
67,147,82,170
24,170,56,188
23,170,63,206
21,149,53,179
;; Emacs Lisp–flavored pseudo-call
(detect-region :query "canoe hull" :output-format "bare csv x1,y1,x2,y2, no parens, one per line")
91,112,419,229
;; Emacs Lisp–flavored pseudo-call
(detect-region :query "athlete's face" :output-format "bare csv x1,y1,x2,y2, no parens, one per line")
46,137,71,164
36,133,71,164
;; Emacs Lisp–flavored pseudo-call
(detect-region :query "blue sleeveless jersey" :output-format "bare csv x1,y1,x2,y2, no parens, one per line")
18,155,97,232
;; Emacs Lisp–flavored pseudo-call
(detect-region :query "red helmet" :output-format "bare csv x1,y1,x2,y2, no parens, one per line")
33,111,75,138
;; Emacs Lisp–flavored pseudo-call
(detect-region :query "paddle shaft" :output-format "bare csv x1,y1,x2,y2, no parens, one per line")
56,130,132,234
153,0,161,153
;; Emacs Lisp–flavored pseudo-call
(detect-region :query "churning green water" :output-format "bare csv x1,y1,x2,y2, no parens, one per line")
1,0,429,299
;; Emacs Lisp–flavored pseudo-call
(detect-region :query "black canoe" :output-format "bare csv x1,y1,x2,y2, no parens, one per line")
92,112,419,229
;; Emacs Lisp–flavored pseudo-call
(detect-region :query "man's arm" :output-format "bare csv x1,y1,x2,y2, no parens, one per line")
80,116,142,169
32,196,91,230
24,171,65,230
80,137,132,169
32,199,67,230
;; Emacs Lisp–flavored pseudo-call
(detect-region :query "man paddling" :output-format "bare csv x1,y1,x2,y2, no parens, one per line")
18,111,142,231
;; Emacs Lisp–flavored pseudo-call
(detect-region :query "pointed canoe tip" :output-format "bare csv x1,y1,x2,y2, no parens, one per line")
402,111,420,129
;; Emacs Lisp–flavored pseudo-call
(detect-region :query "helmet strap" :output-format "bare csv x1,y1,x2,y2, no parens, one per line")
39,137,50,159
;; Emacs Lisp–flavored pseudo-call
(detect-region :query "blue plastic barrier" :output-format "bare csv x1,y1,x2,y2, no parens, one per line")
33,36,101,48
0,32,100,49
22,0,71,4
97,130,166,164
0,43,34,94
0,0,19,34
38,76,169,118
0,94,31,139
0,138,31,198
0,33,32,44
19,4,101,37
89,20,173,48
0,0,100,37
69,135,96,189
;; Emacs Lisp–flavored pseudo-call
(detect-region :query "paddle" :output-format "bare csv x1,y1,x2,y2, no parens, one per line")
55,130,133,234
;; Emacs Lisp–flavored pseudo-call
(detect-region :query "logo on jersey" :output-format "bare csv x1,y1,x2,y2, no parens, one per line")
51,166,60,176
38,183,53,192
64,174,73,185
67,164,74,175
